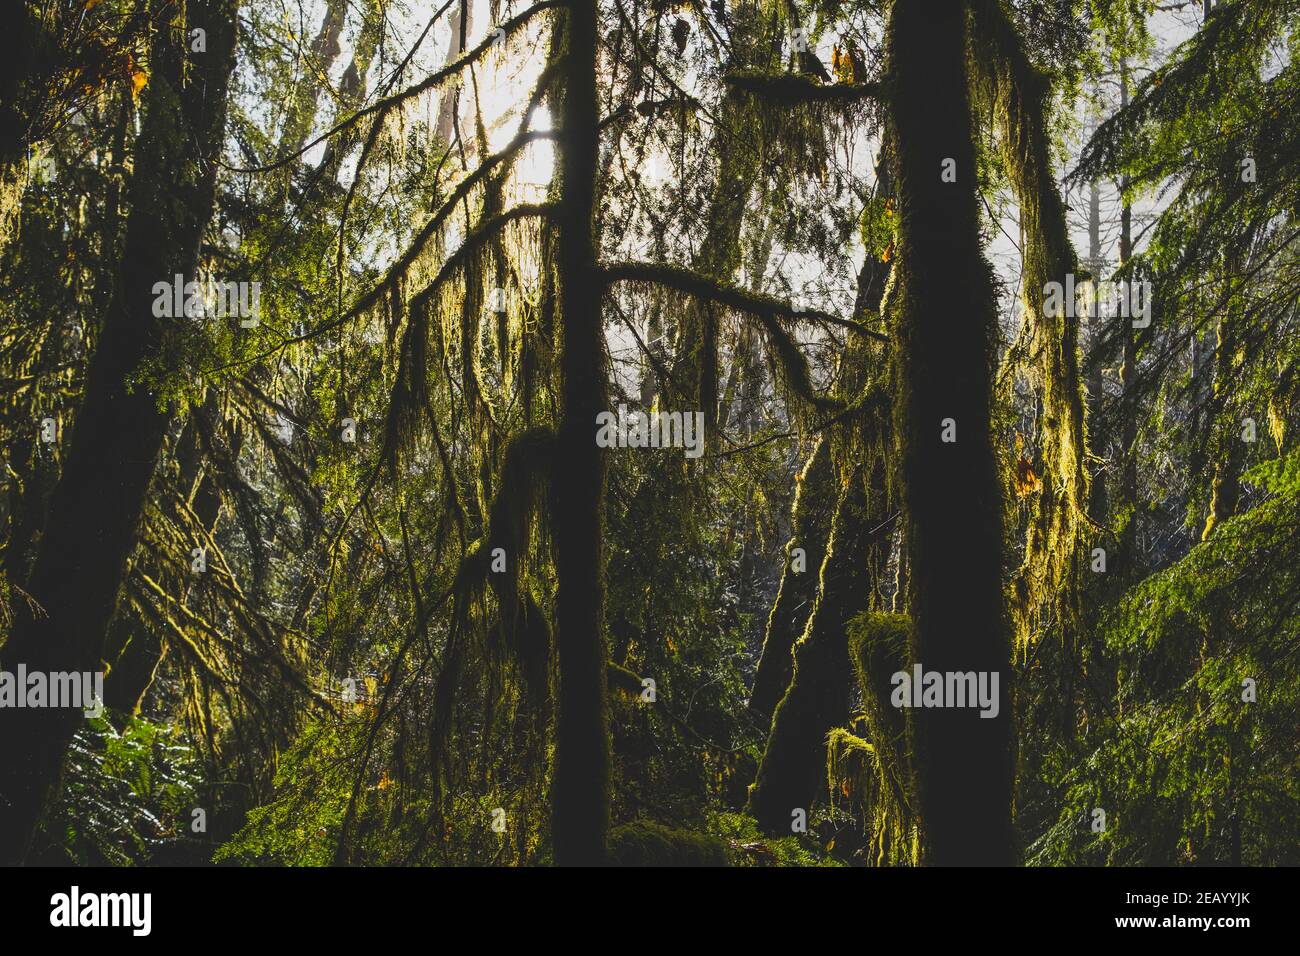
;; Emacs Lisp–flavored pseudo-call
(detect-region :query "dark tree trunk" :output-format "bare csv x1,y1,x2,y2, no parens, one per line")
885,0,1015,865
102,407,223,715
749,435,835,722
550,0,610,866
0,0,237,863
1086,172,1108,523
747,468,876,833
1117,58,1140,575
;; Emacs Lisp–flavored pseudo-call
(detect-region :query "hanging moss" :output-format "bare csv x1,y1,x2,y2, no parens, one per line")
724,71,882,107
847,612,910,776
836,611,918,865
428,426,558,815
605,261,854,422
825,728,916,867
970,0,1091,656
1201,314,1247,541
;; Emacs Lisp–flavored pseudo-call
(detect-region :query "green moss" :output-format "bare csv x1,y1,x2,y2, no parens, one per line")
840,612,918,865
706,811,844,867
970,0,1090,655
606,661,645,697
605,820,731,866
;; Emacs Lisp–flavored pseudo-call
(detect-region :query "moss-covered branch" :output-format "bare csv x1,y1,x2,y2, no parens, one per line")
229,1,565,174
349,128,560,320
408,203,555,314
602,261,888,342
724,71,883,106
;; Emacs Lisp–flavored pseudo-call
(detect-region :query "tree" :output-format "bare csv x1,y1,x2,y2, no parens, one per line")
885,0,1014,865
0,0,238,863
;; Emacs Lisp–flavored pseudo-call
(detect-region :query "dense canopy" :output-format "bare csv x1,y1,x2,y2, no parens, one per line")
0,0,1295,867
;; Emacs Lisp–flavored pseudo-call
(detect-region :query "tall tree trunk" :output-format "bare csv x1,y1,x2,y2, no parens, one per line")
277,0,348,158
102,407,224,715
436,0,475,148
886,0,1015,865
1117,57,1139,574
550,0,610,866
1086,169,1108,523
670,11,772,429
972,0,1088,654
749,435,834,722
0,0,237,863
748,137,895,802
747,466,876,832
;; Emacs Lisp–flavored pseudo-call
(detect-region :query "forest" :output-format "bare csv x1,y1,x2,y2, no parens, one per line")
0,0,1296,869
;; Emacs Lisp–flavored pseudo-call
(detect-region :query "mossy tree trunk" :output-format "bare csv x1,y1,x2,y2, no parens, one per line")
672,14,770,430
747,466,876,833
102,407,224,716
0,0,238,864
1085,171,1109,523
749,434,835,722
1116,58,1140,576
1201,314,1245,541
550,0,611,866
885,0,1015,865
748,131,894,812
971,0,1089,653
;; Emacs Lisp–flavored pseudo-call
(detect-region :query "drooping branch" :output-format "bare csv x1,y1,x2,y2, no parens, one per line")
409,203,555,313
601,261,888,342
351,128,560,319
227,1,565,174
724,71,883,106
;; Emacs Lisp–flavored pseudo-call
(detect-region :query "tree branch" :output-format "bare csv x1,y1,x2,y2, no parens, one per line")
352,128,559,318
601,260,888,342
409,203,556,312
724,71,883,106
226,1,563,174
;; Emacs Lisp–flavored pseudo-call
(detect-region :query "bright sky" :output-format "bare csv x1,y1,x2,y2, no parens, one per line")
260,1,1219,403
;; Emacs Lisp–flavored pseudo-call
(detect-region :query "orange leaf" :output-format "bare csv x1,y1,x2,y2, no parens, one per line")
124,53,148,98
1015,457,1040,496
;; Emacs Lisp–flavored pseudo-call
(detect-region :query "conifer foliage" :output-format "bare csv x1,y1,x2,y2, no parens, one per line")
0,0,1294,867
